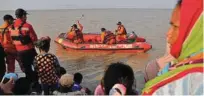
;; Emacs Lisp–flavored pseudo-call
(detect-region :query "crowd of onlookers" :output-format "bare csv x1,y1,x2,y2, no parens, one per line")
0,4,140,96
0,0,203,95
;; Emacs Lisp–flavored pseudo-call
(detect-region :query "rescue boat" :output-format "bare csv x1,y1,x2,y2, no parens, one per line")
55,32,152,52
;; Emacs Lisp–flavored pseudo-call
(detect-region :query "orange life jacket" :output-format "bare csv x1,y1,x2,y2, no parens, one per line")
104,31,116,44
0,26,9,44
73,28,84,42
10,22,32,46
117,25,127,35
0,24,16,53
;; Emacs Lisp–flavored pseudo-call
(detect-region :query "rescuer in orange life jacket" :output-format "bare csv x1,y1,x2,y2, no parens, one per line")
100,28,116,45
9,8,38,83
0,14,24,73
66,21,84,43
115,21,127,43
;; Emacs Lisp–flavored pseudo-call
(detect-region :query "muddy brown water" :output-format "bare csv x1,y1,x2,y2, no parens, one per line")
0,8,171,92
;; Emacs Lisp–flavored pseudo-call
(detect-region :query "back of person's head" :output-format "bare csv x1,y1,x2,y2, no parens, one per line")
177,0,182,7
3,14,14,22
59,74,74,93
59,74,73,87
15,8,28,18
117,21,122,25
101,28,106,32
103,62,135,95
74,72,83,84
72,24,78,28
34,36,51,52
13,77,32,95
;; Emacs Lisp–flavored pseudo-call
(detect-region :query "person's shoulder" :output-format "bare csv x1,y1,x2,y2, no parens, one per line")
23,22,33,28
24,22,31,26
35,54,43,60
47,53,57,57
46,53,58,59
72,83,82,91
72,84,80,88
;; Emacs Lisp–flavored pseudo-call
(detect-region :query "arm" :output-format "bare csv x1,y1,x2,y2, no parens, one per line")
29,25,38,42
77,21,83,32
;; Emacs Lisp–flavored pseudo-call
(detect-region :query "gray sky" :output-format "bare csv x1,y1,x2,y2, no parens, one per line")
1,0,177,10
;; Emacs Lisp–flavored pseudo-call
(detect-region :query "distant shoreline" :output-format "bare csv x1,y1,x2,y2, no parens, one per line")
0,8,172,12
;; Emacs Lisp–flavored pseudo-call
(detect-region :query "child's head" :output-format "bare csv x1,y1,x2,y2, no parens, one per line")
13,77,32,95
59,74,73,87
103,62,135,95
34,36,51,53
74,72,83,84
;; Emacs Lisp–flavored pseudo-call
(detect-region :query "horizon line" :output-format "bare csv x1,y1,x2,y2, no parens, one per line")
0,7,172,12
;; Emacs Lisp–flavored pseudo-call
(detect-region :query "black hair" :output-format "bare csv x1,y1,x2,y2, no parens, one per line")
72,24,78,28
177,0,182,6
15,8,27,18
103,62,135,95
74,73,83,84
39,40,50,52
59,67,66,77
3,14,14,21
35,39,50,52
13,77,32,95
101,28,106,32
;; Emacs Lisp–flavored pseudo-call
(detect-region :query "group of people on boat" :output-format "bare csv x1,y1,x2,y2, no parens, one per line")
66,21,128,44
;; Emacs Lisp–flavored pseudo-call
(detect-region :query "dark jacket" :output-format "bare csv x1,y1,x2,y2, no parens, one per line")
0,44,6,81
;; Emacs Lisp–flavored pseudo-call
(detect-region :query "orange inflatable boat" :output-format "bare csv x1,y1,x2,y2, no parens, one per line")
55,33,152,52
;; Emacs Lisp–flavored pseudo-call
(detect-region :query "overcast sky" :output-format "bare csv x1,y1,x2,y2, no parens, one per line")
1,0,178,10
